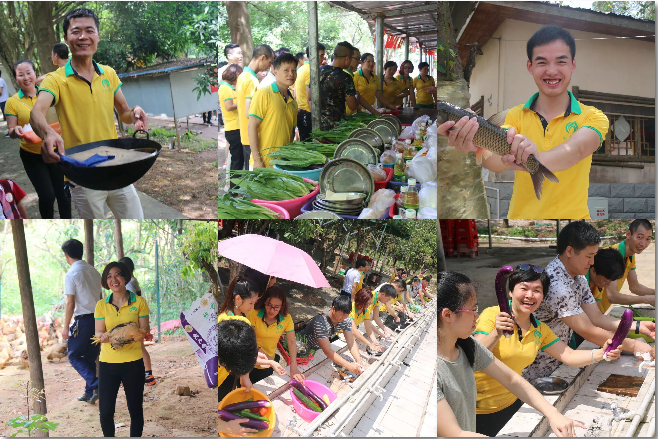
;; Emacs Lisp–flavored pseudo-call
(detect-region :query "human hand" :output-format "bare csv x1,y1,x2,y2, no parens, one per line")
600,339,622,361
252,158,265,168
61,325,70,340
270,360,285,376
437,112,479,154
131,106,148,131
218,417,258,436
240,374,253,393
41,131,65,163
634,340,655,361
394,315,400,323
346,362,363,375
500,126,539,171
547,412,585,437
290,366,305,384
639,321,655,340
12,126,24,138
493,312,515,337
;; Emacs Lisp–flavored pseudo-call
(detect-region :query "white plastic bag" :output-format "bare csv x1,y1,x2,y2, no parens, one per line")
379,149,397,164
180,293,218,388
399,125,415,139
367,164,387,182
357,208,378,219
367,188,396,218
417,207,437,219
407,156,436,183
419,181,437,210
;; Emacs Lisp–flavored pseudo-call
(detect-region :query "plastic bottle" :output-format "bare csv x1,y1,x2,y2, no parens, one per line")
393,152,406,182
406,209,416,219
403,178,420,215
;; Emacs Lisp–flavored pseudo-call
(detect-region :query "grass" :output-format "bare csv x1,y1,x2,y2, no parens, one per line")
128,127,216,152
506,227,540,238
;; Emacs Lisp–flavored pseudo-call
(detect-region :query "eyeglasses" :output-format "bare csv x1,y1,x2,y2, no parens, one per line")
352,57,361,61
457,305,479,314
518,264,544,273
265,303,282,311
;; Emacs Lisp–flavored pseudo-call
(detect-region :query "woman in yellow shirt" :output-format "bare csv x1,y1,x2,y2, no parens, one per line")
5,59,70,218
395,60,416,107
220,64,245,175
381,61,409,108
246,286,305,384
353,53,398,113
413,62,436,108
472,265,622,436
348,287,385,355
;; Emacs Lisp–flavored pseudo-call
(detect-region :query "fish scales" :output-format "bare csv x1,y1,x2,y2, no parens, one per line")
438,100,559,200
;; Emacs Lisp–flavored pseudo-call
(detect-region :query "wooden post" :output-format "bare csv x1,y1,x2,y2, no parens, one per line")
169,76,182,151
114,220,124,260
307,2,321,130
84,220,94,266
11,220,48,436
437,220,446,272
177,219,183,235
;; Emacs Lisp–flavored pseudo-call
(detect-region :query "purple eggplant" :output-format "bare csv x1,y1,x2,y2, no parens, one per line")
606,309,634,356
222,399,271,413
495,266,515,338
218,409,269,430
290,379,328,410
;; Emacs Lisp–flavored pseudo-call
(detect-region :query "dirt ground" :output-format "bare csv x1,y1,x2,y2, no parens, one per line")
0,337,217,437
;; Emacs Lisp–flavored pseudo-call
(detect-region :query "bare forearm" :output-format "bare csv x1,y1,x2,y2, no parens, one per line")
30,107,53,140
481,153,508,173
118,107,133,124
474,331,503,351
287,333,298,362
64,300,75,328
629,283,655,296
607,289,652,306
358,95,379,114
506,372,561,418
535,141,591,172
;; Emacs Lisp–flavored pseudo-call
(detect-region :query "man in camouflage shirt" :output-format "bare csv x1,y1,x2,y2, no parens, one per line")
319,42,358,130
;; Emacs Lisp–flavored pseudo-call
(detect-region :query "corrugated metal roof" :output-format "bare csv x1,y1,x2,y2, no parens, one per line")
118,57,212,79
327,1,437,50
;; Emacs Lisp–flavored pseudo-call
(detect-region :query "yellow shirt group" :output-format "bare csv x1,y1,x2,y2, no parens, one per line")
4,89,41,154
353,69,380,106
248,83,297,167
473,305,559,414
94,291,150,364
590,240,636,313
504,91,610,219
236,67,259,145
413,75,435,105
395,74,413,106
381,77,403,107
295,62,311,112
246,308,294,367
218,81,239,132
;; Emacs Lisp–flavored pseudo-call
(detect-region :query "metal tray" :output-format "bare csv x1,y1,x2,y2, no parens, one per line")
529,377,569,395
334,138,378,166
367,119,398,144
379,115,402,136
312,200,363,215
319,158,375,203
348,128,385,152
317,192,366,205
295,211,341,219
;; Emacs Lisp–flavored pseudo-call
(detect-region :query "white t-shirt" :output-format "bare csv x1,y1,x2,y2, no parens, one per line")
0,78,8,103
342,268,361,293
64,260,102,316
126,277,141,296
258,71,276,89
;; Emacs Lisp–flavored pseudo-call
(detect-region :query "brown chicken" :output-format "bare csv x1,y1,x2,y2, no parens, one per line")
18,350,28,369
47,343,68,363
0,348,10,370
92,322,148,350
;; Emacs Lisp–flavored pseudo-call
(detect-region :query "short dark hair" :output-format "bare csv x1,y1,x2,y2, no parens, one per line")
352,47,361,56
63,8,99,35
418,61,429,70
332,295,351,314
273,53,297,70
254,286,289,317
52,43,69,59
557,220,600,255
355,259,368,269
101,262,131,290
400,60,414,73
13,59,35,76
508,265,550,296
295,52,305,62
252,44,274,60
277,47,290,54
412,276,420,283
218,319,258,376
222,63,243,83
629,219,653,235
118,257,135,274
383,61,397,70
224,43,240,59
422,275,432,282
392,279,406,290
243,266,271,294
61,239,83,260
592,248,626,281
379,284,397,298
360,52,373,63
305,43,326,57
527,25,576,61
335,42,354,58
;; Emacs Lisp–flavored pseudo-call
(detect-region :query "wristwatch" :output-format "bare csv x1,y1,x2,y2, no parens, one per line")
635,320,641,335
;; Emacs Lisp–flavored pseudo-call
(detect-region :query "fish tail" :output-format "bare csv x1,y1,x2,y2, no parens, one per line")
530,161,559,200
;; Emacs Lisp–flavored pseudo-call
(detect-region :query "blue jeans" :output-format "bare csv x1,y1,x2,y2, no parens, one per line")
67,314,100,397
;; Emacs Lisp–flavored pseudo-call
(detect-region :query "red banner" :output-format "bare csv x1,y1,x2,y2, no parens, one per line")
211,85,219,93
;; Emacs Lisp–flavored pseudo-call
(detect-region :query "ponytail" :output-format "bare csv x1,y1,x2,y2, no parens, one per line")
437,271,477,367
219,275,259,315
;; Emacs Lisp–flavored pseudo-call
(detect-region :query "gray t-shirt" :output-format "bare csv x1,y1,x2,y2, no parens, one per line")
437,337,494,433
342,268,361,293
0,78,8,102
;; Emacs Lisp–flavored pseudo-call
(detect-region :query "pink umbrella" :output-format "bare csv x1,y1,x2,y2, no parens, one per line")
218,234,330,288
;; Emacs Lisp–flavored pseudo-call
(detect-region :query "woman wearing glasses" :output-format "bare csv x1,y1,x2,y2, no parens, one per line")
246,286,306,384
438,271,590,438
396,60,416,108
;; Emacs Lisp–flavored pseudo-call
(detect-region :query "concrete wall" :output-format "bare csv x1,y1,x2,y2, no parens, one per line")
468,19,656,115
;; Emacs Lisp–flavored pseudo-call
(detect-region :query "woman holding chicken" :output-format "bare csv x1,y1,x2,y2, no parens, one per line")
94,261,150,437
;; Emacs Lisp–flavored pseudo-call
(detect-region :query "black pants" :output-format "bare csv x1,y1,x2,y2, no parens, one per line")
475,398,524,437
202,110,213,124
225,129,243,181
243,144,251,170
298,109,312,141
19,148,71,219
99,359,145,437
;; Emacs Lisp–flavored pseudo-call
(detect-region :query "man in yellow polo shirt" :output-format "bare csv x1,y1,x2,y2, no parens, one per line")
295,43,325,140
31,8,148,219
236,44,274,169
438,25,609,219
248,53,298,168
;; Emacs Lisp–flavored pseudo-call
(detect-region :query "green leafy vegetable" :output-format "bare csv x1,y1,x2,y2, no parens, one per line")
218,194,280,219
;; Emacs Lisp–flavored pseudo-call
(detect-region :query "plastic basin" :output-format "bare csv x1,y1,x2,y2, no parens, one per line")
380,162,395,169
389,194,401,217
219,387,276,437
289,380,337,422
273,164,323,182
374,167,393,191
251,178,319,219
252,202,290,219
299,194,390,219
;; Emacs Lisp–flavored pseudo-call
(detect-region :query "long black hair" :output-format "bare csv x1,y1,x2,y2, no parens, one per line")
437,271,477,367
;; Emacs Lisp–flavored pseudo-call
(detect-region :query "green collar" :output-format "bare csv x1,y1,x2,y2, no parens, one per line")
64,58,104,77
358,68,372,77
256,307,283,324
17,87,38,99
105,290,136,304
219,81,235,90
304,61,309,64
271,82,293,102
344,68,353,75
619,240,633,262
244,66,258,80
523,90,581,114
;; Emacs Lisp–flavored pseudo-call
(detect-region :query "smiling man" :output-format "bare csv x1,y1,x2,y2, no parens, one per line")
439,25,610,219
30,8,148,219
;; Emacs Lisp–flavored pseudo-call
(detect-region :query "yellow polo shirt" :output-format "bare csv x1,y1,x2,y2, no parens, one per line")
218,82,239,132
4,89,41,154
473,305,559,414
349,301,372,327
344,68,357,116
236,66,259,145
248,82,297,167
594,241,636,313
395,74,413,106
295,62,310,112
217,313,251,386
246,308,294,367
94,291,150,364
413,75,435,105
382,77,402,107
380,294,401,313
39,59,121,150
353,69,380,106
505,91,609,219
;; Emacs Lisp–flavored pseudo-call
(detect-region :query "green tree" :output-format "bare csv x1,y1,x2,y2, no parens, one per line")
592,1,655,20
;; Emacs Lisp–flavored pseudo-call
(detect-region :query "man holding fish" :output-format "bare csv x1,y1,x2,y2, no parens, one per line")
30,8,148,219
438,25,609,219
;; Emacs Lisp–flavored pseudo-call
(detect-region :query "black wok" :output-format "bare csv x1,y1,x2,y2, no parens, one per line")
58,130,162,191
